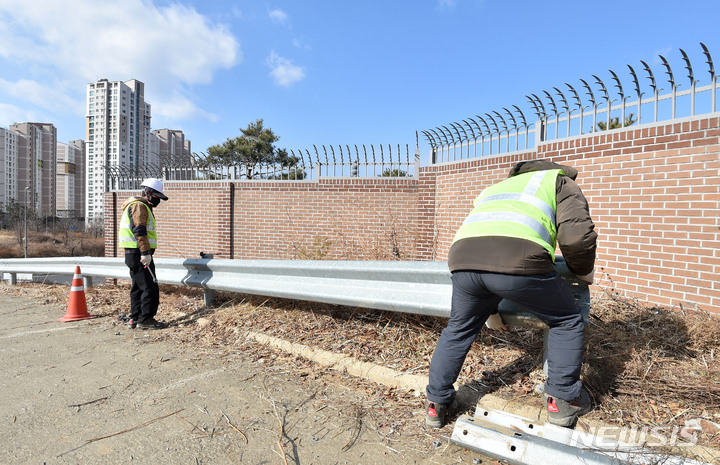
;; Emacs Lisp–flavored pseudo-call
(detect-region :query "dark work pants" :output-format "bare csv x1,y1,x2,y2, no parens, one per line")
124,248,159,324
426,270,585,405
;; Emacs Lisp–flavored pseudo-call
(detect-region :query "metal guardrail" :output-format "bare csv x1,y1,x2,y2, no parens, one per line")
0,255,589,327
0,257,453,315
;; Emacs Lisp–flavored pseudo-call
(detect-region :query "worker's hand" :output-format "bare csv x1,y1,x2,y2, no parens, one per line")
485,313,508,331
577,269,595,285
140,254,152,267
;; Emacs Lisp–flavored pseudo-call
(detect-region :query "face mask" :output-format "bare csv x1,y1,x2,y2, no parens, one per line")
149,196,161,207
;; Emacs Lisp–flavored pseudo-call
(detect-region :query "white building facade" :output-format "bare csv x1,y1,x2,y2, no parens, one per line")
150,128,193,180
8,122,57,218
56,140,85,218
85,78,151,225
0,127,19,214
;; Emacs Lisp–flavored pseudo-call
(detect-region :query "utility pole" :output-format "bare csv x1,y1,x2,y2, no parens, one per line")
24,186,29,258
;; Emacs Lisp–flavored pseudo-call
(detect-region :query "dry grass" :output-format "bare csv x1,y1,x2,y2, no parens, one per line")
0,229,103,258
584,293,720,429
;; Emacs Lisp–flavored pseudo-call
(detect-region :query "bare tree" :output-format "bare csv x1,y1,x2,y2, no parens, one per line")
86,214,105,239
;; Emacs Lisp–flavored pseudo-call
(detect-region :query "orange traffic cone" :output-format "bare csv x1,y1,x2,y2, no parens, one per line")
59,266,97,322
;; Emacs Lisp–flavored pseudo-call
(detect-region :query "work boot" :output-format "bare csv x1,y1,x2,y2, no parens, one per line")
137,319,167,330
425,401,448,428
545,389,592,427
425,399,458,428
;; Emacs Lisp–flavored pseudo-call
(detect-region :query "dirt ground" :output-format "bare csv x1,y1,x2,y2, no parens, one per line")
0,287,491,465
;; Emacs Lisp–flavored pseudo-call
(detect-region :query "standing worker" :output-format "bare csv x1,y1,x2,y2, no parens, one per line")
118,178,169,330
425,160,597,428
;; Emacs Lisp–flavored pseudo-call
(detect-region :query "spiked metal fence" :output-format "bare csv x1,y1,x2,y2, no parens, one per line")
422,42,720,164
106,143,420,190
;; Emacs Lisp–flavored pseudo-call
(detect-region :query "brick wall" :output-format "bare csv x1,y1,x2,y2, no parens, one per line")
424,114,720,314
105,113,720,314
106,182,235,260
106,177,422,261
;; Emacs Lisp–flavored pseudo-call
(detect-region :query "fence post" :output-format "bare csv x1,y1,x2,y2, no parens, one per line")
107,192,118,258
535,120,545,146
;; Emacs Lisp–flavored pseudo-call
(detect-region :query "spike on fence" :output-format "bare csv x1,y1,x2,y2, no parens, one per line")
609,70,625,99
701,42,715,77
579,79,596,105
680,49,695,84
640,60,657,90
659,55,675,87
531,94,547,118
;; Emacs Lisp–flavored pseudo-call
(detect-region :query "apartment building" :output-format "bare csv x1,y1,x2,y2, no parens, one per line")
1,79,190,223
8,122,57,217
1,125,86,220
0,127,19,214
151,129,192,163
85,78,152,224
150,128,193,180
56,140,85,218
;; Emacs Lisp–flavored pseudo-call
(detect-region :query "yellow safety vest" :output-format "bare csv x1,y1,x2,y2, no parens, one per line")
452,169,562,259
118,200,158,249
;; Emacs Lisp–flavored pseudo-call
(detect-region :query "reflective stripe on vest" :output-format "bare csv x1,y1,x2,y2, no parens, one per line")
462,211,553,244
452,170,561,258
118,201,157,249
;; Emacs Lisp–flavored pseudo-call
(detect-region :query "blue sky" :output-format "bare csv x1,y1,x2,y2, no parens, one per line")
0,0,719,165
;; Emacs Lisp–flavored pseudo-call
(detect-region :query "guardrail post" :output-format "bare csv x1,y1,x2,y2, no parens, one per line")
84,276,93,288
9,272,17,285
198,253,217,306
204,289,217,307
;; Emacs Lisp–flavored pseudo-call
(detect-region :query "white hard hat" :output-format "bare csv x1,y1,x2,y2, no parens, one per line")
140,178,168,200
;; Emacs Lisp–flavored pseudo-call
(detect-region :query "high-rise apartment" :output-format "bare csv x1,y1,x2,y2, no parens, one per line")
56,140,85,218
150,128,193,180
9,122,57,217
151,129,192,163
0,127,19,214
85,78,151,225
